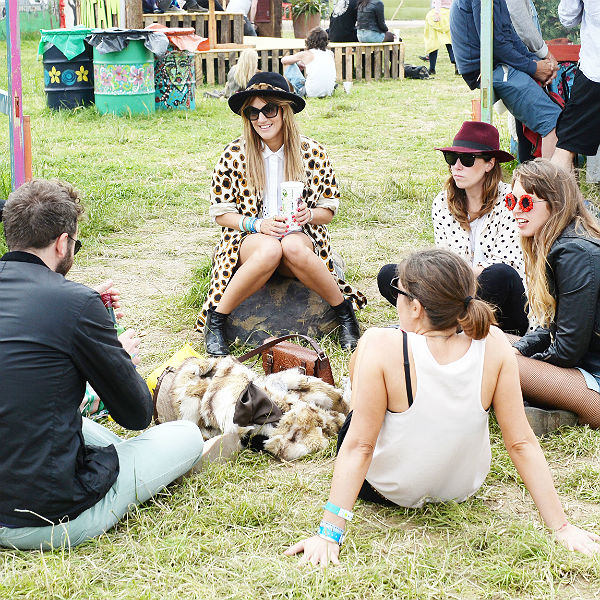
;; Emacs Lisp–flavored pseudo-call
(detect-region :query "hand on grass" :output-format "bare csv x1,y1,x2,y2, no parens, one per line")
94,280,124,319
260,215,288,237
118,329,142,366
284,535,340,567
555,523,600,555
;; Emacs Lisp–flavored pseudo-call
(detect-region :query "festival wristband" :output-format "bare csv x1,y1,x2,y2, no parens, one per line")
318,520,345,545
323,501,353,521
255,219,263,234
555,522,569,532
239,216,245,232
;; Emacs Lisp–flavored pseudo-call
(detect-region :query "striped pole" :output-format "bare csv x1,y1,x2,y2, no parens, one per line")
480,0,493,124
6,0,25,190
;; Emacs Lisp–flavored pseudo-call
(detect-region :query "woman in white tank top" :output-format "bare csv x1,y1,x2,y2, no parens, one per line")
285,249,600,566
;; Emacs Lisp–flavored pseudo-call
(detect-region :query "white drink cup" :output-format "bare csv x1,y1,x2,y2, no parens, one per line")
343,81,353,94
280,181,304,232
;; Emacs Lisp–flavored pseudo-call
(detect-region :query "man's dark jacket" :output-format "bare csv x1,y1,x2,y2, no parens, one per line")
513,223,600,374
0,252,152,528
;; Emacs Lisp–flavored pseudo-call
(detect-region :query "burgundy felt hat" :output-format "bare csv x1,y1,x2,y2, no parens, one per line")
435,121,514,163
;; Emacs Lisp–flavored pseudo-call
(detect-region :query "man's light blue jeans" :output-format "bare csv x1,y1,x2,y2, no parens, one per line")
0,418,204,551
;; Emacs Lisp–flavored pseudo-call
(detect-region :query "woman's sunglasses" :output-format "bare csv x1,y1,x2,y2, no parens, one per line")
243,102,279,121
390,276,414,302
504,192,547,212
442,151,491,167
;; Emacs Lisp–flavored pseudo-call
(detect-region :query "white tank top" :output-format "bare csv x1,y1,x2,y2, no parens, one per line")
305,49,337,98
366,331,491,508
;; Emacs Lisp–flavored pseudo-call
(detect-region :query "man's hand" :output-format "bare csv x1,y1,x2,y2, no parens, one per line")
94,280,124,319
118,329,141,366
533,59,557,86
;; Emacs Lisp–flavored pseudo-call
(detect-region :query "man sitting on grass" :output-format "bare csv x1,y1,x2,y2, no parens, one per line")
0,179,205,551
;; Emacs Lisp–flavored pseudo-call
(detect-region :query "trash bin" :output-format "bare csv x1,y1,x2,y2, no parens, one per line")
87,29,169,116
145,24,207,110
39,27,94,110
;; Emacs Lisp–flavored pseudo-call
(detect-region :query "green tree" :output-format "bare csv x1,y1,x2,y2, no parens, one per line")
535,0,580,42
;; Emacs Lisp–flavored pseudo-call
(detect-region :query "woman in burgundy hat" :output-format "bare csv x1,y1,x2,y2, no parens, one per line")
379,121,528,336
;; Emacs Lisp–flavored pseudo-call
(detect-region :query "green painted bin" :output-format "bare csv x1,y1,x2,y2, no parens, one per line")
93,40,155,116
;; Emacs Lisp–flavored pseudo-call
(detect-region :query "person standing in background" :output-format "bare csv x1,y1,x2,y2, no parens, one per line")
423,0,456,75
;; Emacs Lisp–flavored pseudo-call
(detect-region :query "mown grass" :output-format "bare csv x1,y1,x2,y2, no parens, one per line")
1,30,600,600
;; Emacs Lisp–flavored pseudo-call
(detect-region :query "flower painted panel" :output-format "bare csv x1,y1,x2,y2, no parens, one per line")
94,62,154,95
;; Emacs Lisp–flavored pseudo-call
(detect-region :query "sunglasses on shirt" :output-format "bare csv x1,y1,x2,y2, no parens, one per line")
504,192,547,212
242,102,280,121
442,151,491,168
390,276,414,302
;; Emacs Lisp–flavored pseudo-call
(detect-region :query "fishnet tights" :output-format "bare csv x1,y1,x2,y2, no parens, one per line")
506,334,600,428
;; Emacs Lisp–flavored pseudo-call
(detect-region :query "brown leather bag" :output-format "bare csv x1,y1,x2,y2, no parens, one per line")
238,334,334,386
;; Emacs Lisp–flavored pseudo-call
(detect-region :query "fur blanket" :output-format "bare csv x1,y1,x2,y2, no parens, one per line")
156,356,349,461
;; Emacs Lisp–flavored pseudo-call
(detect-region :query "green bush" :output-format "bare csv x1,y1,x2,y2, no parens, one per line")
536,0,580,42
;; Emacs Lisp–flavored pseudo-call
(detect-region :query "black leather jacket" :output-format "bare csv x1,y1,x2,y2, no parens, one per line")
514,223,600,373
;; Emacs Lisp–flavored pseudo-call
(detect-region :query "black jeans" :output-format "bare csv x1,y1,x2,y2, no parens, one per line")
336,412,395,506
377,262,529,336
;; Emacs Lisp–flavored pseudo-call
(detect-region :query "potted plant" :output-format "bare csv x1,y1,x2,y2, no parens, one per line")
291,0,321,40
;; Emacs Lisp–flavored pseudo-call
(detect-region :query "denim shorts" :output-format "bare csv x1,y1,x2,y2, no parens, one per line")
357,29,385,43
493,64,562,137
576,367,600,394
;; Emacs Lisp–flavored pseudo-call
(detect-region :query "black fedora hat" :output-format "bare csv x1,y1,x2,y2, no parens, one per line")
228,71,306,115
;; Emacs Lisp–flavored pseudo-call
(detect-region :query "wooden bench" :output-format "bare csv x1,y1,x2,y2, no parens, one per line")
195,38,405,86
143,11,246,45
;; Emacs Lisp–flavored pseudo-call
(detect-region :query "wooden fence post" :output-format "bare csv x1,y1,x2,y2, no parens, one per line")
124,0,143,29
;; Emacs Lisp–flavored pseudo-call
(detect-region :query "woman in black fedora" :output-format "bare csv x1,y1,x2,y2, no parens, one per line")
196,72,366,356
379,121,528,335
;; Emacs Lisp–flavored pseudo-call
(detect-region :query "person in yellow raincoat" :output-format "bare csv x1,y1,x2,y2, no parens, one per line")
423,0,457,75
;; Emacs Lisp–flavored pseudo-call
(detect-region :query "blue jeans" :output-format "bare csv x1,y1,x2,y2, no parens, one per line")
284,64,306,97
0,418,204,550
493,64,561,137
357,29,385,43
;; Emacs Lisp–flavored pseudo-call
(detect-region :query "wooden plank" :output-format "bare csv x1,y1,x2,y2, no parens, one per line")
398,42,405,80
195,53,204,86
271,50,280,76
221,14,231,43
260,49,270,72
355,46,362,81
206,53,216,85
183,13,192,28
345,47,352,82
334,47,342,82
391,43,399,79
208,0,217,47
374,46,382,79
365,45,372,81
383,44,390,79
217,52,226,85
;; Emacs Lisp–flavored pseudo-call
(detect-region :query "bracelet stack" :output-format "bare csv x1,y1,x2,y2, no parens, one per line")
239,216,263,234
318,520,346,545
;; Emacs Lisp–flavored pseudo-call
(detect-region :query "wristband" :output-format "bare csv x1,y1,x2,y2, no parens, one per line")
255,218,263,234
323,501,353,521
555,522,569,532
250,217,258,233
239,216,245,232
318,520,345,545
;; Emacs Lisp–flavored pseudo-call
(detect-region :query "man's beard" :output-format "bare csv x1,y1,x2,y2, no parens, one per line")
55,254,73,276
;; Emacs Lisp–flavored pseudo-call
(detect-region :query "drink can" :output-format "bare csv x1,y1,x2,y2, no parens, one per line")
281,181,304,231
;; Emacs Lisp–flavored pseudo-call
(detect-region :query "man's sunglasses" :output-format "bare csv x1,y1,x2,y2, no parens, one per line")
504,192,547,212
442,151,491,167
242,102,279,121
68,234,82,255
390,276,414,302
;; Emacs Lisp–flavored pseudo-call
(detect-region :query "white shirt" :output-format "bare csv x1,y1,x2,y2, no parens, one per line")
469,215,488,267
226,0,252,15
260,144,284,219
559,0,600,83
305,49,337,98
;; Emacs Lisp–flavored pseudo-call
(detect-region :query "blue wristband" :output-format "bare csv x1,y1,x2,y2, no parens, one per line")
323,501,354,521
318,520,345,545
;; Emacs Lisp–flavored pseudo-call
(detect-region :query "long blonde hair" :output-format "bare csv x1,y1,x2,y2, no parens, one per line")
514,158,600,326
241,91,304,194
233,49,258,89
444,159,502,229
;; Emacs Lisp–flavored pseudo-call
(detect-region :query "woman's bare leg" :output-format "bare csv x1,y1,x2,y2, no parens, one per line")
278,233,344,306
216,234,283,314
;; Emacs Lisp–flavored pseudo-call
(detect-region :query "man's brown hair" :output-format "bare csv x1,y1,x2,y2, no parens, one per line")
3,179,84,251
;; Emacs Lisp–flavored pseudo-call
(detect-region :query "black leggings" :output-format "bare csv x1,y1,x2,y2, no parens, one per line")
336,412,395,506
377,262,529,336
429,44,455,72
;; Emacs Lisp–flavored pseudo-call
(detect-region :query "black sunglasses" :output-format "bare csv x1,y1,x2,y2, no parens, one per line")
390,276,414,302
68,234,82,255
242,102,279,121
443,151,491,168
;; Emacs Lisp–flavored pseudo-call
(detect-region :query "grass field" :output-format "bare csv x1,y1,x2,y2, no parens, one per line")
1,29,600,600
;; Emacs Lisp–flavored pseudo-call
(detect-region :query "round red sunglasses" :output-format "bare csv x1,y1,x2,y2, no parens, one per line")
505,192,546,212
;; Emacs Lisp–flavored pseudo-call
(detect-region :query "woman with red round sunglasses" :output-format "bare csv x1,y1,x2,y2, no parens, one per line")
379,121,529,335
510,158,600,428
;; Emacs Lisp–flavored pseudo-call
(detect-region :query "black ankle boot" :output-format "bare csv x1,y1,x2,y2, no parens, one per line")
332,299,360,350
204,308,230,356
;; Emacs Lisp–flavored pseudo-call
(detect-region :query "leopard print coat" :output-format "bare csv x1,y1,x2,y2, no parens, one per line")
196,136,367,329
